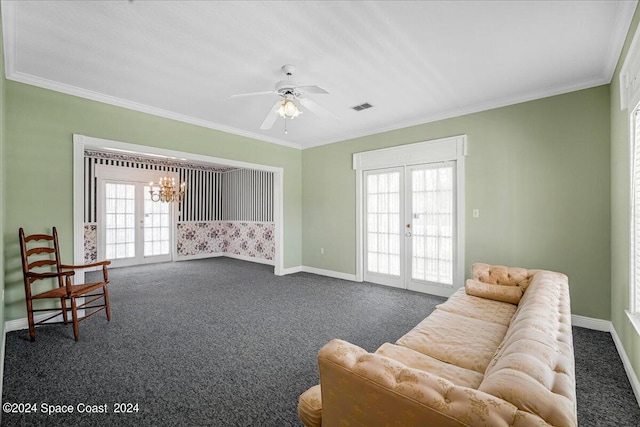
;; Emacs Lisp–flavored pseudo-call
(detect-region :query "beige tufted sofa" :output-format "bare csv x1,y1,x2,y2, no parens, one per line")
298,264,576,427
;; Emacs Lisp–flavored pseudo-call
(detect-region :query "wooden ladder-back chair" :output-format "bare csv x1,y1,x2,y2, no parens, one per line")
19,227,112,341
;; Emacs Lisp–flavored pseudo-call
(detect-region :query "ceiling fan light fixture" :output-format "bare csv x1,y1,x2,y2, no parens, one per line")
277,98,302,119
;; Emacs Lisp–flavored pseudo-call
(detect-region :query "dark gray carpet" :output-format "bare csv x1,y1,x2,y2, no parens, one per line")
1,258,638,426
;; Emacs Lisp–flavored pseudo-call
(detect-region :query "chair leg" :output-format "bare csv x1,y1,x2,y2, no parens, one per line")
26,298,35,342
103,285,111,322
60,298,68,324
70,297,79,341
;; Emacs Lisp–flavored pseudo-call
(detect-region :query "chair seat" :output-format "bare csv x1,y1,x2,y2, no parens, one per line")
33,282,107,299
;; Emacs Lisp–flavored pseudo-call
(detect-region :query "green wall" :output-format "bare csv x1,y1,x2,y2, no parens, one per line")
0,4,5,352
2,81,302,321
302,86,611,319
610,4,640,389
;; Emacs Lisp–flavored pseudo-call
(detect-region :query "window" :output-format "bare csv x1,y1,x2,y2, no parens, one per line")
619,24,640,334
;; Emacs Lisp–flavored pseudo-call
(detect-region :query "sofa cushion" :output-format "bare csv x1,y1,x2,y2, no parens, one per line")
472,263,533,291
465,279,523,304
506,271,573,348
483,338,575,400
375,343,484,389
436,287,517,326
396,309,508,373
479,369,576,427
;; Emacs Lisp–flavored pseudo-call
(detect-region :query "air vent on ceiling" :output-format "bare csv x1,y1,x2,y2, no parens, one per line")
351,102,373,111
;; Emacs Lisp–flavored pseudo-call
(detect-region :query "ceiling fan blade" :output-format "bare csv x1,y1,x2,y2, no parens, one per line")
296,85,329,95
298,97,336,119
229,90,275,99
260,101,282,130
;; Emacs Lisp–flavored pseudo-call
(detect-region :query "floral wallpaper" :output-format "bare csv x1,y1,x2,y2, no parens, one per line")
176,222,224,256
177,221,275,261
85,221,274,264
84,223,97,264
221,222,275,260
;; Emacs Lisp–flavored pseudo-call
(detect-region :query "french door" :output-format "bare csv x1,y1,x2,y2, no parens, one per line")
364,162,456,297
97,169,175,267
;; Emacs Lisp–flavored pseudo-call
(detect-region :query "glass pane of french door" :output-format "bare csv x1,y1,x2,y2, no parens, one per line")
144,186,171,257
105,183,136,260
364,168,403,288
408,163,455,292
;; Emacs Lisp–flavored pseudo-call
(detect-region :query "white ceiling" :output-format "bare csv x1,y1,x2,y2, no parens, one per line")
2,0,637,149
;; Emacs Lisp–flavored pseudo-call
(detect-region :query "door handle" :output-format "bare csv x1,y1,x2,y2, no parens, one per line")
405,231,412,237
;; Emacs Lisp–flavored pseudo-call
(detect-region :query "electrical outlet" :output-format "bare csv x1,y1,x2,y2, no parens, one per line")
320,248,324,255
473,209,480,218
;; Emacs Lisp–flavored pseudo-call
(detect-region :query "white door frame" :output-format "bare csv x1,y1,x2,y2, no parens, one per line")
353,135,467,296
73,134,285,282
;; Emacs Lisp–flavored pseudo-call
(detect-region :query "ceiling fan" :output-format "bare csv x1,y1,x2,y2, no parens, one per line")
229,64,332,131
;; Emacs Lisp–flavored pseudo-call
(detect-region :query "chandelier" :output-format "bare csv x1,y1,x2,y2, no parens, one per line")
148,176,186,203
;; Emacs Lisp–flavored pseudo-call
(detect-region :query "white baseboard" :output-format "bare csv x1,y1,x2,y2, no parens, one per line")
279,266,302,275
610,323,640,407
277,265,357,281
175,252,223,261
571,314,611,332
4,311,68,333
223,253,275,266
175,252,274,266
301,266,357,282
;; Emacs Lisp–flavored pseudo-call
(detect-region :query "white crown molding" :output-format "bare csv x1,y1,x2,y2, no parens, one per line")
303,77,610,149
5,66,611,152
602,0,639,82
6,71,302,150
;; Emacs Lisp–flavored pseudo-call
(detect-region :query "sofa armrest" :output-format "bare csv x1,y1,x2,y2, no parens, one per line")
298,385,322,427
318,339,544,427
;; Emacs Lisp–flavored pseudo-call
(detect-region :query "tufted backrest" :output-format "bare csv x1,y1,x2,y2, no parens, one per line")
479,270,577,427
472,263,535,292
